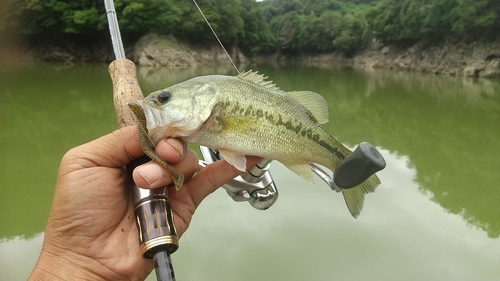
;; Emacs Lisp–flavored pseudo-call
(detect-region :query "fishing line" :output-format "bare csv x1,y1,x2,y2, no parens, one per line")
177,2,243,278
191,0,240,74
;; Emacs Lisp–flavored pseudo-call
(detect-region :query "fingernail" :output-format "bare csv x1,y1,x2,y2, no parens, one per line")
137,164,163,185
165,138,185,158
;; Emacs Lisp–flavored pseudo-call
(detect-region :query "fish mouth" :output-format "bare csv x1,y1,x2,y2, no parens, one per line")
130,100,163,130
147,103,163,129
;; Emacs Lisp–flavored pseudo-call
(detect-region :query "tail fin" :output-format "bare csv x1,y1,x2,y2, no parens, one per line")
341,174,380,218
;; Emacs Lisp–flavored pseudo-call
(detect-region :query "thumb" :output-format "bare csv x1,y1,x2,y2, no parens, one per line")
61,126,143,170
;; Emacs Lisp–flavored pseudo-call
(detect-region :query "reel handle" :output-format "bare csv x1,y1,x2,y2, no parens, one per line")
333,142,386,189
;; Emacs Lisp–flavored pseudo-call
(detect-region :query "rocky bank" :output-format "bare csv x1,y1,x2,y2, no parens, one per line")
354,38,500,78
13,33,500,78
131,34,249,68
131,34,500,78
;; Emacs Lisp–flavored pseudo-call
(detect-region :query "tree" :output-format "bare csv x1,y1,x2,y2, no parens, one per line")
270,11,302,51
11,0,107,34
173,0,244,43
117,0,182,34
297,11,344,51
5,0,499,56
365,0,500,42
332,13,366,52
451,0,499,35
240,0,275,52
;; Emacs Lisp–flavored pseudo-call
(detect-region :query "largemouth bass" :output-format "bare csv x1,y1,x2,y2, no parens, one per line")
130,70,380,218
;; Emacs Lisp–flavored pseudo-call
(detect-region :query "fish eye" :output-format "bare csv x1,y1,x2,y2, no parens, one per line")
157,91,172,104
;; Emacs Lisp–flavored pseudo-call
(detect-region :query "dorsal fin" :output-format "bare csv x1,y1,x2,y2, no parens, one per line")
237,70,329,124
287,91,329,124
237,70,282,92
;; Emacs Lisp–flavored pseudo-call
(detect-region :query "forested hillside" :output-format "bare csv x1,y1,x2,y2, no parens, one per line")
1,0,499,55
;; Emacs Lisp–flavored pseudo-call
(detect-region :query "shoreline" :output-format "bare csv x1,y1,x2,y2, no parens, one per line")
4,33,500,79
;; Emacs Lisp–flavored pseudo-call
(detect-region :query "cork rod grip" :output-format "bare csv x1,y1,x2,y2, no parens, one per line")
108,58,143,127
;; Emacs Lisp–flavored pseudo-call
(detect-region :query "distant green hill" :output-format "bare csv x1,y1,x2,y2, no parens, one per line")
1,0,498,55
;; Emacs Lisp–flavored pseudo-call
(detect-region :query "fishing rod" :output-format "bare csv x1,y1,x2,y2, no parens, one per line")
104,1,177,281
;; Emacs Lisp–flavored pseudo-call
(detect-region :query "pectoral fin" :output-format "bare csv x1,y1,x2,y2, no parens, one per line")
341,174,380,218
219,149,247,172
202,104,224,133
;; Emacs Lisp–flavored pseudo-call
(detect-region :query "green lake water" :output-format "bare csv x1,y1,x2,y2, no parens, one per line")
1,63,499,280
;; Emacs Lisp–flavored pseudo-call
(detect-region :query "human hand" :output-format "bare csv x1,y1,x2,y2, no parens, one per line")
29,126,259,281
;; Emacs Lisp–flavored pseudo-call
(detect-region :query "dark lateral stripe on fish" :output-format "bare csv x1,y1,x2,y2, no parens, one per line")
220,101,346,161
